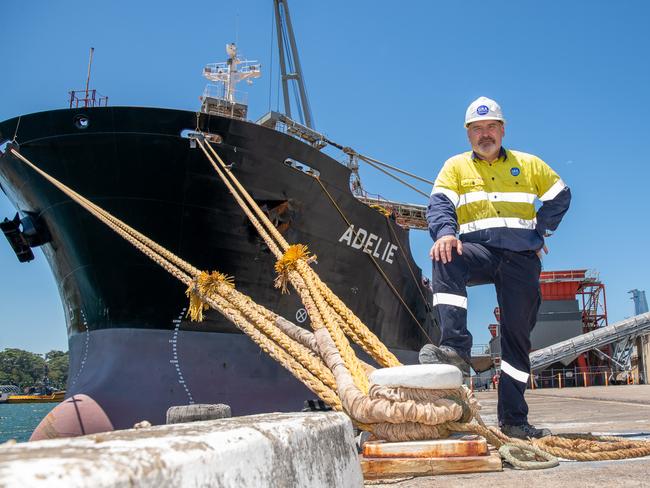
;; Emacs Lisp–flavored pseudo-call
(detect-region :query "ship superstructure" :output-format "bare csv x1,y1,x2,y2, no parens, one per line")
201,43,261,119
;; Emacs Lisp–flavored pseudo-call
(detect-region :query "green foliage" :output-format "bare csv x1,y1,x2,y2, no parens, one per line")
0,349,69,389
0,349,45,388
46,350,69,388
45,350,66,362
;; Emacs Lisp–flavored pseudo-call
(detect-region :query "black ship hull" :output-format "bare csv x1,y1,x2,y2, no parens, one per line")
0,107,436,431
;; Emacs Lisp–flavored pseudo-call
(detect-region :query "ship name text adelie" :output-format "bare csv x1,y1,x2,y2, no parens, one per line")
338,225,398,264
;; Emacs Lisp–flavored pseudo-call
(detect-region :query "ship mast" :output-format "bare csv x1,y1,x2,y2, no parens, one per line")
84,47,94,103
201,44,261,120
68,48,108,109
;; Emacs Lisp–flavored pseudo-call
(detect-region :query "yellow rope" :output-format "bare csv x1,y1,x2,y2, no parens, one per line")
274,245,374,359
187,271,235,322
533,434,650,461
309,269,401,368
200,292,340,409
274,244,315,293
206,276,338,391
202,139,290,252
297,263,371,393
199,291,341,408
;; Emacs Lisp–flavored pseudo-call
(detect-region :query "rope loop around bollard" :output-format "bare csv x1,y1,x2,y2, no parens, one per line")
498,443,559,470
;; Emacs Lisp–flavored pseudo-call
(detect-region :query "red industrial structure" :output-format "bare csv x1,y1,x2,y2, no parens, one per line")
539,269,608,332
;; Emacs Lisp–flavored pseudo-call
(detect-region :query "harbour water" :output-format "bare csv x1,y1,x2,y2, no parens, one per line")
0,403,52,443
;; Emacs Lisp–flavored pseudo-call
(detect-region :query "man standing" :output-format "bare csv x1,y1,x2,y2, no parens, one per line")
422,96,571,439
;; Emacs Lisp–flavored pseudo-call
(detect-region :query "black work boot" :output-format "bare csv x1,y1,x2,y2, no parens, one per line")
419,344,471,376
501,423,552,440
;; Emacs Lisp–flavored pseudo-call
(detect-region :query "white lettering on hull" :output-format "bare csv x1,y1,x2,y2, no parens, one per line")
338,225,398,264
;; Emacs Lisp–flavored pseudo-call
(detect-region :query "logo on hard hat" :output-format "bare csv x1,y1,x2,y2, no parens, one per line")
510,167,520,176
476,105,489,116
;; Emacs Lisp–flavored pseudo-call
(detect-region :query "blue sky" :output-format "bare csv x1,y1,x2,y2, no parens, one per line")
1,0,648,354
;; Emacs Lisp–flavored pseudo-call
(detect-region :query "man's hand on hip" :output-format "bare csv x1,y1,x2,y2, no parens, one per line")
430,235,463,264
536,243,549,259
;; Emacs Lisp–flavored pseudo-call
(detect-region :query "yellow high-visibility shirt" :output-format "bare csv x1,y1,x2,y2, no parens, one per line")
427,148,570,252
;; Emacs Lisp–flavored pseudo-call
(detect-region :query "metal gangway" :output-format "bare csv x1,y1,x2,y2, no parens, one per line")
530,311,650,372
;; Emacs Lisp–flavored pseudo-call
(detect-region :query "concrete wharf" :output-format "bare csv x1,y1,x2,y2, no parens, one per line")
1,385,649,487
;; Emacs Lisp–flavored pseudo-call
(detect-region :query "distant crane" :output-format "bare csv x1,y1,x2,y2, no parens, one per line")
608,289,649,374
629,289,649,315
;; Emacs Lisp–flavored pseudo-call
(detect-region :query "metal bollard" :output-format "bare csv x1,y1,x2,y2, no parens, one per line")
166,404,232,424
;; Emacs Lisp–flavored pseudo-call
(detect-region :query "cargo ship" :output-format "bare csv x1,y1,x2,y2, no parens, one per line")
0,4,438,435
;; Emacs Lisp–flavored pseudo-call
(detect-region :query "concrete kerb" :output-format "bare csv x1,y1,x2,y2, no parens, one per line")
0,411,363,488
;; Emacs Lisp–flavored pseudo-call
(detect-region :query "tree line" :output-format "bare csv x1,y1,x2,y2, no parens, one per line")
0,349,69,390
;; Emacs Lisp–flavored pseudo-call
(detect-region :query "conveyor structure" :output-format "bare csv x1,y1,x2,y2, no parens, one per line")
530,312,650,372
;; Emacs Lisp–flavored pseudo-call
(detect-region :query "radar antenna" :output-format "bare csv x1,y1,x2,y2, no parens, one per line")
201,43,261,120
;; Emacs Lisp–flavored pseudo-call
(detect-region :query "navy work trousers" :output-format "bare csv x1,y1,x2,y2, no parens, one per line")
431,242,541,425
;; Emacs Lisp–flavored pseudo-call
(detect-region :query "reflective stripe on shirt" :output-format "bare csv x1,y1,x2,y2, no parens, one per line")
539,179,567,202
458,191,537,208
459,217,537,235
431,186,460,207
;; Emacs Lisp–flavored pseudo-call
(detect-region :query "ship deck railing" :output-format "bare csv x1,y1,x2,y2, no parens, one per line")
68,89,108,109
201,85,249,119
355,195,428,230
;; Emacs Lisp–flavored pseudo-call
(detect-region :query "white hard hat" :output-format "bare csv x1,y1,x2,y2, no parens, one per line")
465,96,505,127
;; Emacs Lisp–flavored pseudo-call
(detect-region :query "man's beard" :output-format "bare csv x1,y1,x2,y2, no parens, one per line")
478,138,496,153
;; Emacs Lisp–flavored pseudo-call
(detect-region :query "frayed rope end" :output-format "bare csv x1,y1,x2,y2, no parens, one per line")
274,244,316,294
186,271,235,322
